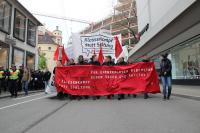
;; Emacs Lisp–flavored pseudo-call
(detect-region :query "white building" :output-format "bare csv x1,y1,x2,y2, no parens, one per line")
0,0,42,70
129,0,200,85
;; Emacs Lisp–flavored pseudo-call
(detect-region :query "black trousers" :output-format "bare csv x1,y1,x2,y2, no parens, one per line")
0,79,2,93
9,80,18,97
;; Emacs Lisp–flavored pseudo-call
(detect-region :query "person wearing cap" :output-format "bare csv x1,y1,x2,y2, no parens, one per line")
0,66,5,94
160,53,172,100
8,65,20,97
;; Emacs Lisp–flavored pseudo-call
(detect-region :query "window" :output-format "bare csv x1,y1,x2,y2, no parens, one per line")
14,9,26,41
170,37,200,79
0,0,11,33
0,45,9,68
27,20,36,46
12,48,24,68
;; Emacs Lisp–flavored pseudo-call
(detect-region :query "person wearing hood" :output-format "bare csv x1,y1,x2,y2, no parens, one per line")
160,53,172,100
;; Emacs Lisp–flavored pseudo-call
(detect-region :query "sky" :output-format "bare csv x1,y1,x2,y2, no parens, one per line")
18,0,117,45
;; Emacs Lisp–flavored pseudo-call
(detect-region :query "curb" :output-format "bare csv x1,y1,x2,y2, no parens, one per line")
0,90,44,99
172,93,200,101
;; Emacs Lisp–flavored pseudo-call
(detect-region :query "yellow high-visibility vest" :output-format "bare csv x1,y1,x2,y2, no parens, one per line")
0,71,4,79
9,70,19,80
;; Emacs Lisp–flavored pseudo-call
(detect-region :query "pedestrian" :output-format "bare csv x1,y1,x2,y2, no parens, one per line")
89,54,101,100
18,65,24,91
102,55,115,66
8,65,20,97
0,66,5,94
116,57,127,100
142,56,150,99
77,55,88,65
76,55,88,100
44,68,51,94
89,54,100,65
21,67,31,95
160,53,172,100
102,55,115,99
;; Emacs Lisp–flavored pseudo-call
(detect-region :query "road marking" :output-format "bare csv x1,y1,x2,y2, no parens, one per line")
13,93,44,100
0,93,56,111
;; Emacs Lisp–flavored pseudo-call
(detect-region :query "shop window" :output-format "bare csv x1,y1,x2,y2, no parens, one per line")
0,0,11,33
0,46,8,68
12,48,24,68
171,38,200,79
14,9,26,41
27,20,36,46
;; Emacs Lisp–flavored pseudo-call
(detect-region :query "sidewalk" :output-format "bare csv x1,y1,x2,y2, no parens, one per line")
171,85,200,100
0,90,44,99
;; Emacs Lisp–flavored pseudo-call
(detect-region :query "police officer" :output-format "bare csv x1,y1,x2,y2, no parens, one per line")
8,65,20,97
0,66,5,94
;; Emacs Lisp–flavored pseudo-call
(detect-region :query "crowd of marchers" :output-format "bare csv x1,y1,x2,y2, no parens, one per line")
53,53,172,101
0,65,51,98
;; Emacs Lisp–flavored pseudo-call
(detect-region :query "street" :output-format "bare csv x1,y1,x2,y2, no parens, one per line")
0,93,200,133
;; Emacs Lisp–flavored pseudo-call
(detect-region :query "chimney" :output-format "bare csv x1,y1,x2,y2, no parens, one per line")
56,26,59,30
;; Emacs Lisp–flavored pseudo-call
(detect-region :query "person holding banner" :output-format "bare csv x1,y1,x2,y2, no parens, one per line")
142,56,151,99
116,57,127,100
77,55,88,65
76,55,88,100
89,55,101,100
103,55,115,99
89,55,100,66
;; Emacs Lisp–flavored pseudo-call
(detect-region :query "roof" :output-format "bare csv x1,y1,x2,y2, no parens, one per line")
38,32,57,45
14,0,42,26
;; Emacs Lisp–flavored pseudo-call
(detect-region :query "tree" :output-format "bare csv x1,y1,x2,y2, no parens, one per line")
38,53,47,70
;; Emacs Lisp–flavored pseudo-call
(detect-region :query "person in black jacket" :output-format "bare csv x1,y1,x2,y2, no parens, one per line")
44,69,51,94
76,55,88,100
77,55,88,65
160,53,172,100
89,55,101,100
142,56,150,99
89,55,100,66
116,57,127,100
102,55,115,66
103,56,115,99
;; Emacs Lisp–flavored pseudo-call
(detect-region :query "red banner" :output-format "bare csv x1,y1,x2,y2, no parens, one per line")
55,62,160,96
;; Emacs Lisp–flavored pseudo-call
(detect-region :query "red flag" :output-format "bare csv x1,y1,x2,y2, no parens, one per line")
98,47,104,64
54,46,59,60
61,47,69,65
114,36,123,58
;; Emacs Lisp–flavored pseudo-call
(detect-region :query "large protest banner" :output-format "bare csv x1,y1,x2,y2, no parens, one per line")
55,62,160,96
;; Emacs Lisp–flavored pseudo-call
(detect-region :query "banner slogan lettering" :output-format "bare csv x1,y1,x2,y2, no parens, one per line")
55,62,160,96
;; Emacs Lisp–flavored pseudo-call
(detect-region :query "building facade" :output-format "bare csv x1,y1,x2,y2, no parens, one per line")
0,0,42,70
80,0,138,50
129,0,200,85
38,26,61,72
